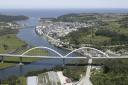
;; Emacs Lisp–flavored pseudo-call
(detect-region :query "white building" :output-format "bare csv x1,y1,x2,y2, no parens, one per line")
27,76,38,85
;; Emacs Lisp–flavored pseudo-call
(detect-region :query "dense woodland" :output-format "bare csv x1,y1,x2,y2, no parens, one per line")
91,59,128,85
0,14,28,22
55,13,97,22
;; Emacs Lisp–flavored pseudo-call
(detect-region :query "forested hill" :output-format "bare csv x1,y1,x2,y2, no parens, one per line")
0,14,29,22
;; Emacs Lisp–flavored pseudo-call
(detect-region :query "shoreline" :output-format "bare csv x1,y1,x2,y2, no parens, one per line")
0,33,47,69
35,27,73,51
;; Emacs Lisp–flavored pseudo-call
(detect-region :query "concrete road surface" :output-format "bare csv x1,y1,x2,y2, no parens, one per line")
77,59,93,85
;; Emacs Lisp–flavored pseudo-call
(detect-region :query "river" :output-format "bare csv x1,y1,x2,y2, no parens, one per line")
0,13,74,80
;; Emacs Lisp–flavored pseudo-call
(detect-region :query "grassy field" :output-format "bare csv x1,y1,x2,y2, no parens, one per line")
1,76,27,85
0,50,48,69
0,34,26,54
0,34,48,69
63,59,88,81
0,63,15,69
18,76,26,85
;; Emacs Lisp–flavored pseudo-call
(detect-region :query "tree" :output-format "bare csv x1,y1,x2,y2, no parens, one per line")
3,44,8,50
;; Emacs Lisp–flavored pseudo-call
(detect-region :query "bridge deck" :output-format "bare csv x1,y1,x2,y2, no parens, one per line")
0,54,128,59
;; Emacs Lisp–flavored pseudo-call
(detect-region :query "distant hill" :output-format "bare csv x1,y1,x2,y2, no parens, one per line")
0,14,28,22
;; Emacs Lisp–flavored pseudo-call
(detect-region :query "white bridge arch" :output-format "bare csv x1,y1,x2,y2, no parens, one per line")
1,46,128,59
0,46,111,58
64,47,110,58
21,46,64,58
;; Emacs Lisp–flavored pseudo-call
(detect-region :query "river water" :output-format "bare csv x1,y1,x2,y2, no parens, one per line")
0,10,76,80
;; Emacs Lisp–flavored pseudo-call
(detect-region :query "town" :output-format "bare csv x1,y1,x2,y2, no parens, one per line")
36,18,91,46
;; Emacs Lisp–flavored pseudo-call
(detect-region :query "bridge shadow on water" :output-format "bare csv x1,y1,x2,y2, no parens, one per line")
0,60,31,64
65,63,103,66
0,60,61,66
0,60,103,66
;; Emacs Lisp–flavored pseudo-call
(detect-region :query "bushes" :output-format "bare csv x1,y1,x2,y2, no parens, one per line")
3,44,8,50
63,67,81,81
119,17,128,28
63,66,86,81
0,75,25,85
91,59,128,85
95,29,128,44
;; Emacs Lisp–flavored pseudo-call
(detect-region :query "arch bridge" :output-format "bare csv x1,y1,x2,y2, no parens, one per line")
0,46,128,64
0,46,128,85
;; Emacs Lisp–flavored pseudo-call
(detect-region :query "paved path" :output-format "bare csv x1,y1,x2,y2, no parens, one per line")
77,59,93,85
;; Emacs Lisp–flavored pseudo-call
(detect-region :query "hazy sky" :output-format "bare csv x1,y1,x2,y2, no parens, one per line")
0,0,128,9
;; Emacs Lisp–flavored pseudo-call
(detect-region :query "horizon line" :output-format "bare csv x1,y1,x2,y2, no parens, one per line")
0,8,128,10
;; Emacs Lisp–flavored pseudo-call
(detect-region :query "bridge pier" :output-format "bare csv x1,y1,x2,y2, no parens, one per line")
19,57,23,65
62,58,65,67
0,56,4,63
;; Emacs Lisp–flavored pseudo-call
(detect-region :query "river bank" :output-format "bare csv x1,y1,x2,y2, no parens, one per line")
35,26,74,52
0,34,27,69
0,33,48,69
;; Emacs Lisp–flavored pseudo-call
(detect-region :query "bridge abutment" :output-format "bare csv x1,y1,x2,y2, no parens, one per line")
62,58,65,67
